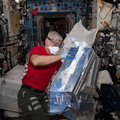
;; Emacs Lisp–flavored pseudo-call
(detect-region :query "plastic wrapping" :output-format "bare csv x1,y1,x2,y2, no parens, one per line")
0,65,24,112
48,36,100,120
58,20,98,55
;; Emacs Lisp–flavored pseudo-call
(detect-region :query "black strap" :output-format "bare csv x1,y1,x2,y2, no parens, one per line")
22,84,44,93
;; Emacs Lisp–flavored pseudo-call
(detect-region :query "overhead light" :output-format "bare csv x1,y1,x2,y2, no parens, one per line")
15,0,20,3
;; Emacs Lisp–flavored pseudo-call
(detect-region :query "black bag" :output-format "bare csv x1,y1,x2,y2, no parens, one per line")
100,84,120,112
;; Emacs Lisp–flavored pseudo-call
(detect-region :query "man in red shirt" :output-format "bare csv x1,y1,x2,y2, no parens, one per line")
17,31,68,120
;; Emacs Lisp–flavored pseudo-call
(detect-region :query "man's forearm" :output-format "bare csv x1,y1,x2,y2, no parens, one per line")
30,54,62,66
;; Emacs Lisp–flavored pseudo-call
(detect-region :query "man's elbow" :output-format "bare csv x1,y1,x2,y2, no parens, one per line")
30,60,38,66
32,61,39,66
30,57,39,66
30,55,40,66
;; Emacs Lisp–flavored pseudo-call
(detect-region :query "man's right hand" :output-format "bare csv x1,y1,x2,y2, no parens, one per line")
61,50,69,59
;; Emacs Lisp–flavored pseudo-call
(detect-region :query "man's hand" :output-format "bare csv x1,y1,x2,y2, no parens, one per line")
61,50,69,59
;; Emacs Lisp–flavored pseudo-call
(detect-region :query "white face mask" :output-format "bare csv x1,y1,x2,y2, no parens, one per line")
48,46,59,55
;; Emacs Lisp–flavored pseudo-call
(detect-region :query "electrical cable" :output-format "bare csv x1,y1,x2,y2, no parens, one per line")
98,2,114,28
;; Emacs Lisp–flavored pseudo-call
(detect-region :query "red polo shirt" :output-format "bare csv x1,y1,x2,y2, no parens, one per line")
22,46,62,91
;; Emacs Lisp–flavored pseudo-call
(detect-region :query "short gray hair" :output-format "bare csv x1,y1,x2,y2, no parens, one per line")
47,31,63,41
